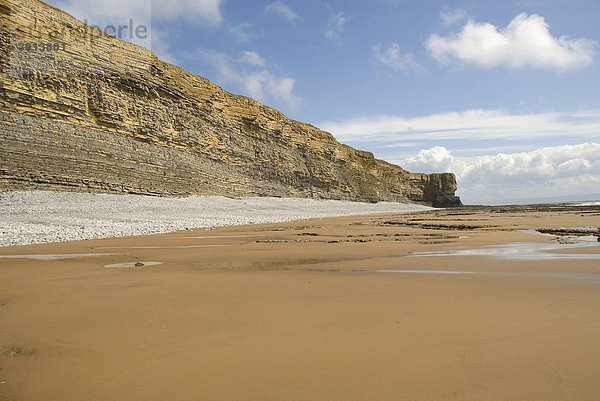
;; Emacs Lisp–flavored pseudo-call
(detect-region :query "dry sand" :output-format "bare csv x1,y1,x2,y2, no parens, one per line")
1,205,600,400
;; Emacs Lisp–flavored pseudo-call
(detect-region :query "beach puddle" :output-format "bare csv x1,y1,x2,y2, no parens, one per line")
0,253,120,260
518,230,554,237
520,229,599,244
409,232,600,260
376,270,477,275
189,257,357,271
104,261,163,268
375,270,600,283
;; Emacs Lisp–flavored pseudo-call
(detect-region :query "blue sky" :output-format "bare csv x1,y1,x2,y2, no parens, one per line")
49,0,600,204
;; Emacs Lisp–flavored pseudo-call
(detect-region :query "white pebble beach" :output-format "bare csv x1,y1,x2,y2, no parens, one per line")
0,191,432,246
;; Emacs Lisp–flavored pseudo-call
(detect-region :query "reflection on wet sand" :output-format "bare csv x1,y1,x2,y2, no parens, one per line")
188,257,374,272
0,253,120,260
409,241,600,260
375,269,600,283
105,261,164,268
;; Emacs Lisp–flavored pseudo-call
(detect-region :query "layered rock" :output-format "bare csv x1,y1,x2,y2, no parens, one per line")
0,0,461,207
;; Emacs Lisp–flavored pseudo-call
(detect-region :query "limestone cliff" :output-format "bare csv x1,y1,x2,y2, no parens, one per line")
0,0,461,207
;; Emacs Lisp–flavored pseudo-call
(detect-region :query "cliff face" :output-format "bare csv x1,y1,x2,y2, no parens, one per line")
0,0,461,207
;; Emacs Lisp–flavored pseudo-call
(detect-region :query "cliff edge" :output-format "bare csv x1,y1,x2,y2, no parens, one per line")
0,0,461,207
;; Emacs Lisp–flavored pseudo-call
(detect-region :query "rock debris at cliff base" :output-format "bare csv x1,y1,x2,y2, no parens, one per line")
0,191,433,246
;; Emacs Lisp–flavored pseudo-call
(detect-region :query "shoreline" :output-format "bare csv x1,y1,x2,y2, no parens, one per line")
3,190,598,248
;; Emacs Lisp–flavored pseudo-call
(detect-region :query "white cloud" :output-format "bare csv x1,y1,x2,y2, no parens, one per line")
325,12,346,42
266,77,297,107
373,43,419,72
426,13,597,70
320,109,600,142
440,7,467,27
399,144,600,204
239,51,266,67
202,50,301,112
264,1,301,22
402,146,456,174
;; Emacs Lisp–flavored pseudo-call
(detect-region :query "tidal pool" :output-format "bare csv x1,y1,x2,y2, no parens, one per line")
104,261,163,268
408,231,600,260
0,253,120,260
375,270,600,283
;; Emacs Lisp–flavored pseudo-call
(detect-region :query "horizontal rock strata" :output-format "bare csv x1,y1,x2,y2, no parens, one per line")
0,0,461,207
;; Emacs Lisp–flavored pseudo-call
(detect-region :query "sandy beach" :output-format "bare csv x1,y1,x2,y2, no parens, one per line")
1,204,600,400
3,1,599,400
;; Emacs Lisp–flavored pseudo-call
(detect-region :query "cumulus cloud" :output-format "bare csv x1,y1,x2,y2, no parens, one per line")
399,144,600,204
373,43,419,72
320,109,600,142
426,13,597,70
325,12,346,42
402,146,456,174
264,1,301,21
202,50,301,112
322,109,600,203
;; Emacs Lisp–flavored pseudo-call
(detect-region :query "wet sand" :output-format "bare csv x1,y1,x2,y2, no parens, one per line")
1,205,600,400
